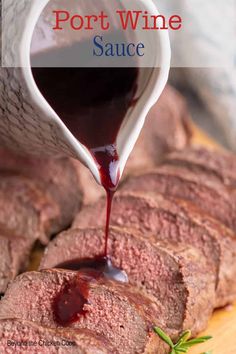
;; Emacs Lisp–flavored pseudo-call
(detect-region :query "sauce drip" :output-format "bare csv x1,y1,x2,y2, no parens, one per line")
31,45,138,327
53,270,95,326
91,146,119,256
53,257,127,326
31,53,138,256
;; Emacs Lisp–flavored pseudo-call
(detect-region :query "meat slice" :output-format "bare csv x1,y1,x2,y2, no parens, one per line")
0,232,33,294
0,319,117,354
171,199,236,307
0,173,60,293
0,148,82,234
164,146,236,215
72,192,236,307
125,85,192,173
121,165,236,231
0,174,59,244
0,151,81,292
40,226,215,336
0,236,11,293
0,269,168,354
164,146,236,188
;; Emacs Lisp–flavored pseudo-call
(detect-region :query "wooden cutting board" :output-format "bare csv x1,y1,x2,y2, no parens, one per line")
29,123,236,354
189,303,236,354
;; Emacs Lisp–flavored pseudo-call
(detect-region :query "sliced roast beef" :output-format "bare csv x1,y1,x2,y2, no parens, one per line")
165,198,236,307
0,148,82,233
0,174,59,244
40,226,215,335
121,165,236,231
0,232,32,293
72,192,236,307
0,236,12,293
0,319,118,354
164,146,236,188
0,269,168,354
0,151,82,292
164,146,236,216
0,173,61,292
125,85,192,173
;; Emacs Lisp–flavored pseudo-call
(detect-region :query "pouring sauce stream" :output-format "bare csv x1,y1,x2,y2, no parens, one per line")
31,49,138,258
31,42,140,324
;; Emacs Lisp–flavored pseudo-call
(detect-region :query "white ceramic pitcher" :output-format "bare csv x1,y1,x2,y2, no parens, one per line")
0,0,170,185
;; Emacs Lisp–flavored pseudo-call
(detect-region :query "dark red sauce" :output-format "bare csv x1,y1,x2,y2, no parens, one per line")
53,257,127,326
31,45,138,326
31,52,138,256
52,270,96,326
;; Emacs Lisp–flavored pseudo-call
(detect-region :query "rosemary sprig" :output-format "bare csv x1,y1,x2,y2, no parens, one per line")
153,327,212,354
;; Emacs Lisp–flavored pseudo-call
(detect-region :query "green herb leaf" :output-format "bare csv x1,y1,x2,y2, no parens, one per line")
153,327,174,348
153,326,212,354
175,330,191,346
180,336,212,348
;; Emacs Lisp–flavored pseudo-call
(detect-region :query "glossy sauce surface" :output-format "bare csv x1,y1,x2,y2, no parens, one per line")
32,45,137,326
32,50,138,256
53,270,94,326
53,257,127,326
